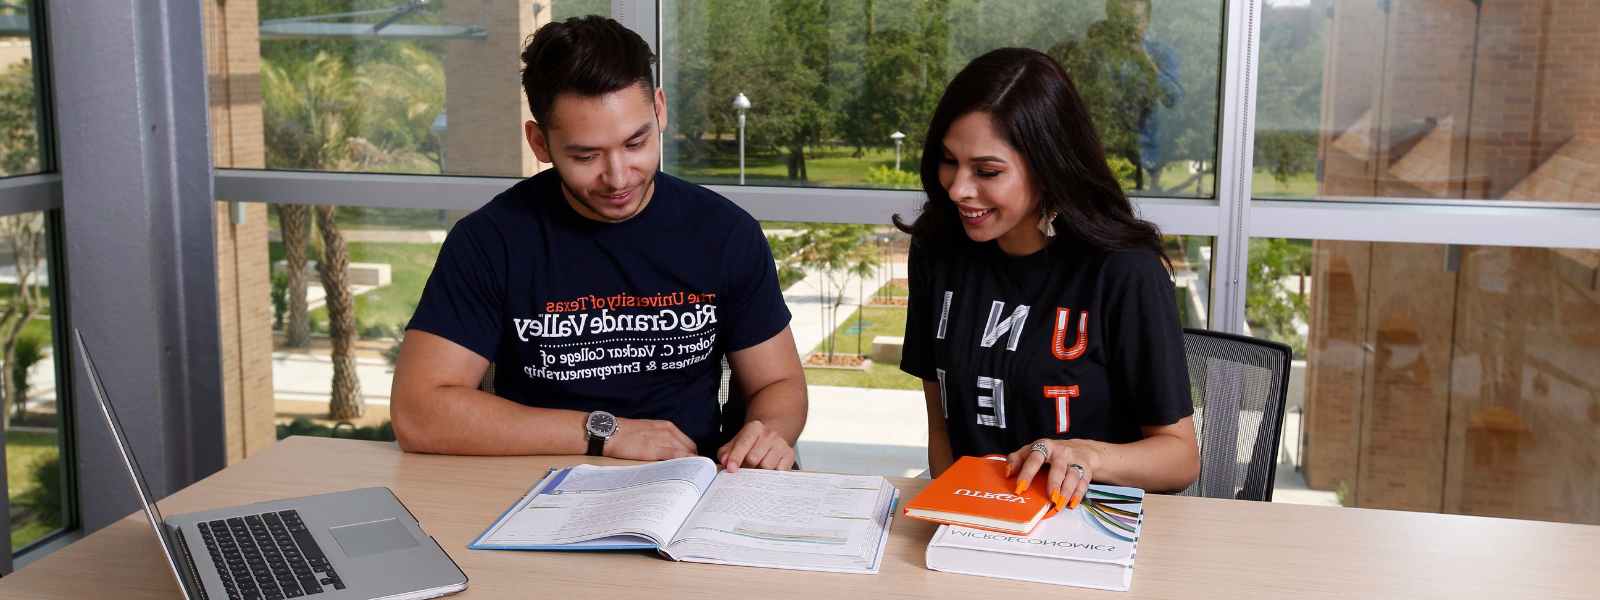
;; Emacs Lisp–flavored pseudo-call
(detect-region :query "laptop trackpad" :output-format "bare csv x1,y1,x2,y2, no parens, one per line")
329,519,420,557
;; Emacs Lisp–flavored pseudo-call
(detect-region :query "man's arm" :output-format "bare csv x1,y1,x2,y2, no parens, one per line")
717,325,808,471
390,329,697,458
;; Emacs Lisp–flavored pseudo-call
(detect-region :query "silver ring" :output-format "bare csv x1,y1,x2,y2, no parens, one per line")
1030,442,1051,461
1067,463,1085,480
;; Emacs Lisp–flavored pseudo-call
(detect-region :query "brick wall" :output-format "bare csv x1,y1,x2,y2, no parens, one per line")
204,0,275,464
443,0,551,178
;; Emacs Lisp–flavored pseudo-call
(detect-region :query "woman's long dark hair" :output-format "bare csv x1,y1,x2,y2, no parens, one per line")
894,47,1167,267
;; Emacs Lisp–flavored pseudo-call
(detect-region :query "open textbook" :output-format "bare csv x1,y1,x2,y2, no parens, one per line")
470,457,899,574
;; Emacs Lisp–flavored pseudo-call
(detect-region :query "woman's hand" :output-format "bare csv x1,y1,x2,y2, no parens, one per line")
1007,438,1102,511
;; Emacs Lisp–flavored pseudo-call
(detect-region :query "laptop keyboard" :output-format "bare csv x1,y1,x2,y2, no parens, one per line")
198,510,346,600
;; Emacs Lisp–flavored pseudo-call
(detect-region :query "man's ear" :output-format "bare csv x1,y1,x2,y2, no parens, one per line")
526,120,553,164
653,88,669,133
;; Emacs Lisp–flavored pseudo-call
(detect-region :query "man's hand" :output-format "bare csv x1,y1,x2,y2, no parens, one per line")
604,417,698,461
716,420,796,472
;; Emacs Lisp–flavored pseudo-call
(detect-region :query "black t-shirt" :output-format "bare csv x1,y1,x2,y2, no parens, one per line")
407,170,791,454
899,239,1192,459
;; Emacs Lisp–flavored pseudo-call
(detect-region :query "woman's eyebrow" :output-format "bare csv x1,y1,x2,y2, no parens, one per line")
969,156,1008,164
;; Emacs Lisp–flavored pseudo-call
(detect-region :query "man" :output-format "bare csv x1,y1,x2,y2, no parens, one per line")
391,16,805,472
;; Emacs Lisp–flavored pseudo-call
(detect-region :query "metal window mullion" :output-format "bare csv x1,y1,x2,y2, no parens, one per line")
0,174,61,217
1250,200,1600,250
1210,0,1264,335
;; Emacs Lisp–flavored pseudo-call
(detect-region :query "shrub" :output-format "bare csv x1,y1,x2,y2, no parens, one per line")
18,454,62,530
270,272,288,330
865,165,920,189
277,417,397,442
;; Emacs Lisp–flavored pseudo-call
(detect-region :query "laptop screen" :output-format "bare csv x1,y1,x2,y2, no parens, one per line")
75,329,197,598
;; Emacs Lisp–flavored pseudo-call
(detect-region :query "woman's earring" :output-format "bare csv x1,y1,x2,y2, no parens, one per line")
1037,210,1057,237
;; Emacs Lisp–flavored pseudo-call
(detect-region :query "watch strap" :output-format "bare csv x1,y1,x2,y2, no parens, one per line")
587,433,606,456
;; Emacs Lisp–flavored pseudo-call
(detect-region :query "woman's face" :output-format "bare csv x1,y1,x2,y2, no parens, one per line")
937,111,1046,255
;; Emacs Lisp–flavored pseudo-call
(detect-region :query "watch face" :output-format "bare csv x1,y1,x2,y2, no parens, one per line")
587,412,618,437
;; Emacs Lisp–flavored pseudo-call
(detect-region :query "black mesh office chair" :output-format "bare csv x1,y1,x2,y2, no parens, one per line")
1176,328,1292,502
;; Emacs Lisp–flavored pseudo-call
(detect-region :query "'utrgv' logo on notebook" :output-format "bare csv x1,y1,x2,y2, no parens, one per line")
952,489,1029,504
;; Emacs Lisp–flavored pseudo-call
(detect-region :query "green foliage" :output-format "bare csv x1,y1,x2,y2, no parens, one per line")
271,271,289,330
16,454,62,531
277,417,396,442
1245,238,1312,357
10,327,45,419
1254,131,1318,185
0,58,38,176
666,0,1220,194
1253,4,1326,190
262,51,365,171
783,224,880,358
865,165,920,189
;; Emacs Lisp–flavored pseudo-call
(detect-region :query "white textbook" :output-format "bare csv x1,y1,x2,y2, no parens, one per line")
925,484,1145,591
470,456,899,574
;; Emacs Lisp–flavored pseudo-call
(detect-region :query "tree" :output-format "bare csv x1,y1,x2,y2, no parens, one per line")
279,204,312,347
0,212,45,431
262,51,366,416
316,205,364,419
1245,238,1312,357
0,59,38,176
787,224,878,363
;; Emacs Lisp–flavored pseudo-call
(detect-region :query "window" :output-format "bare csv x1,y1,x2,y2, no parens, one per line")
4,212,68,554
252,0,609,178
1253,0,1600,205
1251,237,1600,522
662,0,1224,197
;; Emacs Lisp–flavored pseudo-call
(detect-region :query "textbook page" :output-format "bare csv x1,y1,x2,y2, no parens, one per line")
660,469,897,573
472,457,718,549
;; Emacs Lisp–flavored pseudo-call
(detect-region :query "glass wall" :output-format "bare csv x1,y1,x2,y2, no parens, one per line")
2,211,66,553
1253,0,1600,205
264,204,446,441
661,0,1224,196
254,0,609,178
1250,237,1600,522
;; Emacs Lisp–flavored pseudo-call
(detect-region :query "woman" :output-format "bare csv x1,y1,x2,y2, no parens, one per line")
897,47,1199,511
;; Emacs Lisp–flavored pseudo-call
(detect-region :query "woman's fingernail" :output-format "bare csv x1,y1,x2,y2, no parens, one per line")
1069,495,1081,510
1050,489,1061,505
1015,480,1028,495
1056,495,1067,511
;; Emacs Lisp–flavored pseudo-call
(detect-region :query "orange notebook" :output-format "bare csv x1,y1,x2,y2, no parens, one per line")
903,456,1057,535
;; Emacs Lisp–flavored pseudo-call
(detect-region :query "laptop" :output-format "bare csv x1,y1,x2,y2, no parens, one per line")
76,329,468,600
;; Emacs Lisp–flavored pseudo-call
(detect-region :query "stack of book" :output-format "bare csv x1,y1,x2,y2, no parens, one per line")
903,456,1145,591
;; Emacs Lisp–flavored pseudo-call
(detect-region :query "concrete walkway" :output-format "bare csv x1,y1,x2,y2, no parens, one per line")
782,261,907,356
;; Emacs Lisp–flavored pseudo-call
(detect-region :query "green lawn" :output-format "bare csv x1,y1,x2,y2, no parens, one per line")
8,430,61,550
674,146,907,187
802,305,920,391
267,206,454,232
1252,169,1319,198
271,241,441,337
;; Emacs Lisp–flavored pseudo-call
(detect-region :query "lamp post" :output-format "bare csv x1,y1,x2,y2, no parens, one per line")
430,110,448,174
890,131,906,171
733,93,751,184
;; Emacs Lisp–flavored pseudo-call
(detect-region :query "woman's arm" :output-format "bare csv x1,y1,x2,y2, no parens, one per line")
923,380,956,477
1007,416,1199,510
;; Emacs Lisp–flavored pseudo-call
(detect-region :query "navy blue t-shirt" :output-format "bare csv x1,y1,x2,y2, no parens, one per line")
406,170,791,454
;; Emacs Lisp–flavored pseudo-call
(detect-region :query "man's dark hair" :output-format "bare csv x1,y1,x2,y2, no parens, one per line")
520,16,657,130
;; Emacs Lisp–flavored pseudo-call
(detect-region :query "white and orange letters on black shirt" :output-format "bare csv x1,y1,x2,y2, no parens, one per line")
899,240,1192,459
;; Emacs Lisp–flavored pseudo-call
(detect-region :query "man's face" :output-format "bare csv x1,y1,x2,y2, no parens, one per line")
526,85,667,223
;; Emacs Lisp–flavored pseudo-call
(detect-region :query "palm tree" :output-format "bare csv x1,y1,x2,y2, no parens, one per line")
278,204,311,347
358,45,446,173
262,51,365,417
315,205,363,419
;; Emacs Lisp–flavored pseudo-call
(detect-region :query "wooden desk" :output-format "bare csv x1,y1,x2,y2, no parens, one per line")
3,436,1597,598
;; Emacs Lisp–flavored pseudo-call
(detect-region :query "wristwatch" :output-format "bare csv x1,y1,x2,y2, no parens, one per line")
585,411,619,456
